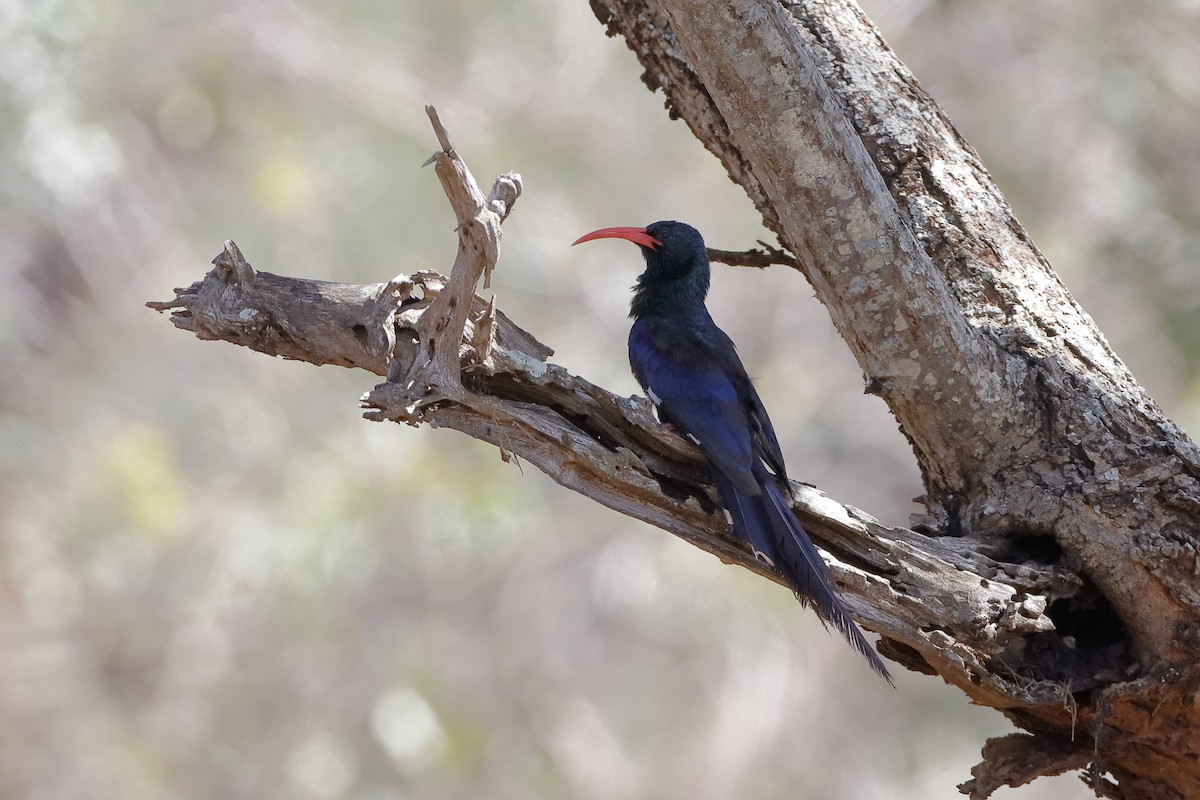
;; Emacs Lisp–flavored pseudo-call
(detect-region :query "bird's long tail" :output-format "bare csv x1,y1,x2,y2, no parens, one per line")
714,470,892,682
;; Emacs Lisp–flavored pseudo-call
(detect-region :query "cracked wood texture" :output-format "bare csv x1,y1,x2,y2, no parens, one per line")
590,0,1200,797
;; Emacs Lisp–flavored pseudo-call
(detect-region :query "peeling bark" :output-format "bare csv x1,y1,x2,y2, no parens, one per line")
586,0,1200,796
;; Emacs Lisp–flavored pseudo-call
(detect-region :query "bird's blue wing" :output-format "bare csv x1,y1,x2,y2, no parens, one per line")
629,320,759,495
630,318,891,681
738,374,788,480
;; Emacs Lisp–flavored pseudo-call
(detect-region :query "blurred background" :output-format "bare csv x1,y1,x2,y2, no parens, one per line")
1,1,1197,798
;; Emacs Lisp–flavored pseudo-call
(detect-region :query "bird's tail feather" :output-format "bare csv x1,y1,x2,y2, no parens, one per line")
715,472,893,683
760,477,893,682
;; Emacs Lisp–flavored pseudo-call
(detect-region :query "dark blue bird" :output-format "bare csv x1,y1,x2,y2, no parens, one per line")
573,220,890,680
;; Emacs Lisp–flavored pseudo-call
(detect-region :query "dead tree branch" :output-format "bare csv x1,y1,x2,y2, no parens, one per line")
149,109,1078,710
705,242,800,270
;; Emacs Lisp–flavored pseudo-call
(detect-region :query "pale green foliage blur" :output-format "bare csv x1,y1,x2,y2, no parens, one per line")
0,1,1196,799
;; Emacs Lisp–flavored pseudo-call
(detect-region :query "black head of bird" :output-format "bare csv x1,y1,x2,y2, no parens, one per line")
573,220,711,316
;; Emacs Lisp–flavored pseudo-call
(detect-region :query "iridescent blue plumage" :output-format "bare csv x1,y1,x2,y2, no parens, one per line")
576,220,890,680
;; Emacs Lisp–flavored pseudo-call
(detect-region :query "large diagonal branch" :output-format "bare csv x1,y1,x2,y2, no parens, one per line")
588,1,1200,796
598,0,1200,660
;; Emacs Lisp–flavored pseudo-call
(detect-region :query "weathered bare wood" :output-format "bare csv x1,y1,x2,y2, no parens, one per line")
958,734,1095,798
381,106,522,417
705,242,800,270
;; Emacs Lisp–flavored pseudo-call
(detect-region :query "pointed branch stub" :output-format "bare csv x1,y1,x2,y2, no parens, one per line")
380,106,523,417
